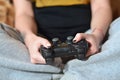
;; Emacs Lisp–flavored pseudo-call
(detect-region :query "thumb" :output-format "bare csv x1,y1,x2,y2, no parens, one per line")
40,38,51,48
73,33,85,42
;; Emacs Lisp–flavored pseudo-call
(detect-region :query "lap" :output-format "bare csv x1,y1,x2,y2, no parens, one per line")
0,23,29,62
61,17,120,80
0,23,62,80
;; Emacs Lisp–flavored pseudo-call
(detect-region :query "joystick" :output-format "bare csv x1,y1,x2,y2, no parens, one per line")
40,36,89,63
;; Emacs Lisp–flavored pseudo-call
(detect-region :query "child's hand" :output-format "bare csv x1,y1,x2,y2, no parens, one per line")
73,33,102,57
24,33,51,64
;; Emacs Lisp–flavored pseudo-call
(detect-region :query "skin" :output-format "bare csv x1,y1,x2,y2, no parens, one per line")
13,0,112,64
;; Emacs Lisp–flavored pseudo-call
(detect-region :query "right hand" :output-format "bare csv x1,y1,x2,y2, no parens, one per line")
24,33,51,64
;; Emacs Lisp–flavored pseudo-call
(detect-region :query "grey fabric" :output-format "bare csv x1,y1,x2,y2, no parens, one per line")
0,23,62,80
0,17,120,80
60,17,120,80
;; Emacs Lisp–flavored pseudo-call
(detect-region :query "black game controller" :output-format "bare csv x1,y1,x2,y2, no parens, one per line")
40,36,89,63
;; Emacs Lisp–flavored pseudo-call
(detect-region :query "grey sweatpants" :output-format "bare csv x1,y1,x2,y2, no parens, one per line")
0,24,63,80
60,17,120,80
0,17,120,80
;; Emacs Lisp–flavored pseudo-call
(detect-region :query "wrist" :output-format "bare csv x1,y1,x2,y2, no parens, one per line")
91,28,105,44
20,30,36,42
23,32,38,47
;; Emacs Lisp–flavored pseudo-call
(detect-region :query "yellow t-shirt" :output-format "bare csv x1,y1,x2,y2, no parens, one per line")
34,0,90,7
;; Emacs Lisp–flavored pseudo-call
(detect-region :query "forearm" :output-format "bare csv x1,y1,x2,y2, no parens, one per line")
15,14,37,38
91,8,112,35
90,0,112,42
13,0,37,38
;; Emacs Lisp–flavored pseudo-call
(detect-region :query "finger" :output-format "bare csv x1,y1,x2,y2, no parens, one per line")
73,33,86,42
40,38,51,48
86,45,98,57
29,45,46,64
30,52,46,64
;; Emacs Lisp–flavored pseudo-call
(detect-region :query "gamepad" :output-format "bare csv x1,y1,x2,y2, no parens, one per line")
40,36,89,63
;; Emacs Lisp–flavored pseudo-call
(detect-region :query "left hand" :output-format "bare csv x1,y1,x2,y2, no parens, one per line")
73,33,102,57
